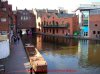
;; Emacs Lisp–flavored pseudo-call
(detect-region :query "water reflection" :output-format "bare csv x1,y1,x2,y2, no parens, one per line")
22,34,100,74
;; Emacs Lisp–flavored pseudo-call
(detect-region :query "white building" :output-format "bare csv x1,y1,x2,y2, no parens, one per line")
76,3,100,38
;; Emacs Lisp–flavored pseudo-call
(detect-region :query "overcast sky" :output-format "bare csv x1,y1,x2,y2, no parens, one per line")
8,0,100,12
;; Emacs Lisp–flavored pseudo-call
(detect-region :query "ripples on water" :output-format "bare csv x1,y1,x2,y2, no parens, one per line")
22,34,100,74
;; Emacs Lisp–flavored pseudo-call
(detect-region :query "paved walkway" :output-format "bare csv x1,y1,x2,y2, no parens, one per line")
3,40,31,74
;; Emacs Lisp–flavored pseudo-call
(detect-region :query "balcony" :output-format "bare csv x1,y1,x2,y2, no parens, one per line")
42,24,69,28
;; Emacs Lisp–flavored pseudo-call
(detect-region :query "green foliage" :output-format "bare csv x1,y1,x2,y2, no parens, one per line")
73,30,80,36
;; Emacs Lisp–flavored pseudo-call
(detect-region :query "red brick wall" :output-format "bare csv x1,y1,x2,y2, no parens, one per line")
0,1,13,33
17,10,36,29
89,14,100,38
38,13,79,36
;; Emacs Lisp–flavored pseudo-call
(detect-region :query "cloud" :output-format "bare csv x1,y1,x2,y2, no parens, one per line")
8,0,91,12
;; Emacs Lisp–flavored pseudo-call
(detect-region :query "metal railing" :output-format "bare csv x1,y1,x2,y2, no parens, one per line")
0,65,5,74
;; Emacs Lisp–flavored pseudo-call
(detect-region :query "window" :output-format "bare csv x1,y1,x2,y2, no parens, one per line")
21,16,23,20
49,22,51,25
42,22,43,25
56,29,58,33
85,32,88,36
56,22,58,25
98,31,100,34
61,11,63,14
2,8,6,11
95,24,98,26
52,20,55,25
39,29,40,31
47,22,48,25
38,23,40,26
62,30,64,34
44,21,46,25
25,16,28,20
84,32,88,36
93,31,96,34
1,18,7,22
50,29,51,33
1,31,7,35
24,16,26,20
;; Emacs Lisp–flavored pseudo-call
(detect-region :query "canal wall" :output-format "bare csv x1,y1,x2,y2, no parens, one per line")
24,44,47,73
36,32,100,41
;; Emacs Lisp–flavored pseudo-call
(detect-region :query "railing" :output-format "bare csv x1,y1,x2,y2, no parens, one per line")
42,24,69,28
0,65,5,74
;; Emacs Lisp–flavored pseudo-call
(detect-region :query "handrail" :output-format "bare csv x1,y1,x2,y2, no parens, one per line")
0,65,4,67
0,65,5,72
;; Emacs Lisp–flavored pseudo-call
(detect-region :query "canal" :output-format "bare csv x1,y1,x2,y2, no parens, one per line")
22,34,100,74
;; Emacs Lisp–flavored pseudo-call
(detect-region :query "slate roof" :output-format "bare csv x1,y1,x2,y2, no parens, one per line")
56,13,74,18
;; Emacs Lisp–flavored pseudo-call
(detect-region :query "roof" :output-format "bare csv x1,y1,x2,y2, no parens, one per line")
17,9,33,14
56,13,74,18
75,4,100,11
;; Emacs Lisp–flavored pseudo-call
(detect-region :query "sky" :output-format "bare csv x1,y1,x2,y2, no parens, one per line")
8,0,100,12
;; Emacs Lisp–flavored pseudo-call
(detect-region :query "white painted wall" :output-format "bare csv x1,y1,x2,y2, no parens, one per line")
0,40,10,59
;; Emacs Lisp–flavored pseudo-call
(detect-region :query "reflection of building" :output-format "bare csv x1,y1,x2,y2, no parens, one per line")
78,40,100,67
76,3,100,38
33,9,79,36
78,40,89,67
88,42,100,65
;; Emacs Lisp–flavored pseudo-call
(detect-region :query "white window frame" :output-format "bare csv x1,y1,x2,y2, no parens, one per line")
2,8,6,11
1,18,7,22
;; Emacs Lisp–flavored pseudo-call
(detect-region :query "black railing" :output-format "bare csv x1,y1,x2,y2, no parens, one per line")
42,24,69,28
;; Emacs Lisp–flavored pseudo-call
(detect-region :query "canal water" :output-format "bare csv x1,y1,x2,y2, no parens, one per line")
22,34,100,74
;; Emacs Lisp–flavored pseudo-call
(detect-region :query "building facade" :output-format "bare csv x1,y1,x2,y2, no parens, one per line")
89,9,100,38
16,9,36,34
76,3,100,39
34,9,79,36
0,0,13,36
0,0,13,59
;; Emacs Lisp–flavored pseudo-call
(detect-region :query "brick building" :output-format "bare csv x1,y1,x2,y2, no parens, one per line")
76,3,100,39
16,9,36,34
89,12,100,38
12,11,17,33
34,9,79,36
0,0,13,36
